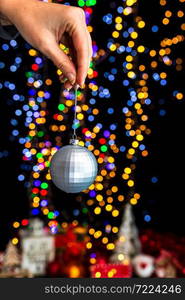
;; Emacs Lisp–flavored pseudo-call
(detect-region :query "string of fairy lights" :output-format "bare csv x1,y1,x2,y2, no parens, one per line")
0,0,184,261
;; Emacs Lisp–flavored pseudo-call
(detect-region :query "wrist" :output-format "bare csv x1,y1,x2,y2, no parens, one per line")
0,0,21,25
0,0,13,24
0,0,15,14
0,0,37,21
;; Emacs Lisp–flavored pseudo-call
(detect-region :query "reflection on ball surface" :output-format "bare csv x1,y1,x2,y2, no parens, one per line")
50,144,98,193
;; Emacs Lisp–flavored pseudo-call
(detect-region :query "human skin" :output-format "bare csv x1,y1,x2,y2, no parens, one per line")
0,0,92,89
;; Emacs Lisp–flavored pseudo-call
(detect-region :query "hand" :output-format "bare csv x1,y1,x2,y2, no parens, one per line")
0,0,92,89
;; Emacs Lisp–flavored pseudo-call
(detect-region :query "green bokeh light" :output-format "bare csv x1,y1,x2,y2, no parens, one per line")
100,145,108,152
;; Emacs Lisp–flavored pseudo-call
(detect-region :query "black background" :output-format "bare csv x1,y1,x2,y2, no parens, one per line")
0,0,184,250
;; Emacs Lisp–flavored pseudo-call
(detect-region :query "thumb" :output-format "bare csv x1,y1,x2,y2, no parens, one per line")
43,40,76,85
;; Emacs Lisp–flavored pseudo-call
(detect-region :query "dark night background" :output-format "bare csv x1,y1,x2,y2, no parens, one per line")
0,0,184,251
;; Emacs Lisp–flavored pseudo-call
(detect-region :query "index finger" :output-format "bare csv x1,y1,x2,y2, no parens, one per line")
72,22,91,87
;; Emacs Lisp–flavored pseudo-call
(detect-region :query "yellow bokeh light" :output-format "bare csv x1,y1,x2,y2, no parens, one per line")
102,237,108,244
127,71,136,78
137,45,145,53
123,7,132,15
130,198,137,205
94,231,102,239
108,271,114,278
165,10,172,17
115,23,123,30
94,207,101,215
43,208,49,215
177,10,184,17
126,63,133,70
29,49,37,56
131,31,138,39
126,55,133,62
138,20,145,28
108,157,114,163
112,31,119,38
112,210,119,217
128,148,135,155
95,272,101,278
96,183,103,190
128,41,134,48
176,93,183,100
124,167,131,174
112,227,118,233
96,194,103,202
90,258,96,264
126,0,135,6
107,243,115,250
45,79,52,85
106,204,113,211
128,180,134,187
89,228,95,235
162,18,170,25
136,134,144,141
115,16,122,23
97,158,103,164
132,141,139,148
33,172,39,179
118,195,124,201
13,222,20,229
122,173,129,180
38,91,44,98
82,104,89,111
112,186,118,193
69,266,80,278
94,149,100,156
33,196,40,203
110,44,117,51
12,238,18,245
101,169,107,176
77,113,84,120
134,193,141,199
87,25,93,32
66,100,73,107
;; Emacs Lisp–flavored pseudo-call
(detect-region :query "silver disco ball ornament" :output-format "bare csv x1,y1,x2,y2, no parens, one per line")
50,139,98,193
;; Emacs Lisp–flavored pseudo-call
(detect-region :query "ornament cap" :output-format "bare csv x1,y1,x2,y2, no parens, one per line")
69,138,79,145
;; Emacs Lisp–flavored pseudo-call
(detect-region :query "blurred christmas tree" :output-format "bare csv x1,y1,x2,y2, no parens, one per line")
2,241,21,273
110,204,141,263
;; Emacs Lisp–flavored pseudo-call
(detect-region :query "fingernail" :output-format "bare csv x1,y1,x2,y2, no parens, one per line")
60,77,68,83
80,83,85,89
74,84,80,90
81,76,86,87
66,73,75,85
64,82,73,91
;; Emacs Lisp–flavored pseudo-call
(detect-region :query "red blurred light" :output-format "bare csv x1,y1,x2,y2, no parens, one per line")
99,138,106,145
22,219,29,226
31,64,39,71
40,189,48,196
82,128,88,133
32,188,39,194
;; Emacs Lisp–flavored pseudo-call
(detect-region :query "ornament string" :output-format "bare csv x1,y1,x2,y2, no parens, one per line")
72,85,78,140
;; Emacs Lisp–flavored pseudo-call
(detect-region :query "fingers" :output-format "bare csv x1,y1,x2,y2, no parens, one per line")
72,28,88,87
42,37,77,86
71,13,92,87
86,28,93,67
59,42,76,90
40,7,93,90
60,29,92,90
